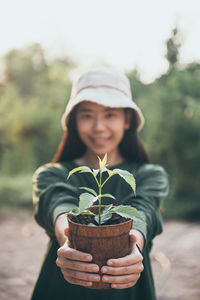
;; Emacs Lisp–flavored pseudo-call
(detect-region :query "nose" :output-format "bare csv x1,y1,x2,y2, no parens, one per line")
93,117,106,131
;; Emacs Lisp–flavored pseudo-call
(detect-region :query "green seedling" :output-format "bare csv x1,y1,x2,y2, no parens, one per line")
66,154,141,225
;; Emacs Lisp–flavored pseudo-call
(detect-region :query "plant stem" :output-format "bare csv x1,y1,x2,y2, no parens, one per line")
101,174,114,188
93,174,100,187
98,170,102,225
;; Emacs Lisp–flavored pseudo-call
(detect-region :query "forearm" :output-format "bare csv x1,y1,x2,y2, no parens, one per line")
131,164,169,245
32,164,79,236
55,214,69,246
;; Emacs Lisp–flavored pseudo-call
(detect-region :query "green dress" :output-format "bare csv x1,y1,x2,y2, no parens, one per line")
31,160,169,300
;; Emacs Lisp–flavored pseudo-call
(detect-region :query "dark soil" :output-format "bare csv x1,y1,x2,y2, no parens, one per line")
70,213,128,225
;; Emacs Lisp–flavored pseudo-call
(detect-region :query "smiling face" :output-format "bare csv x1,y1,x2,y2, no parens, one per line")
75,101,131,163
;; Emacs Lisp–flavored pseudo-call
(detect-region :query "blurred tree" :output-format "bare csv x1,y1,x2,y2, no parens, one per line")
165,27,181,68
127,27,200,220
4,43,46,96
0,44,75,174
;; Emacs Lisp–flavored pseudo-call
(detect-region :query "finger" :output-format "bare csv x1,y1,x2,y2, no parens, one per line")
101,262,143,275
102,273,140,284
56,257,99,273
111,281,137,289
106,251,143,267
63,275,93,288
62,269,100,282
106,234,141,267
57,246,93,262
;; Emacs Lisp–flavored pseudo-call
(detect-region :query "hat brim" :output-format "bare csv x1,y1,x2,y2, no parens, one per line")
61,86,144,131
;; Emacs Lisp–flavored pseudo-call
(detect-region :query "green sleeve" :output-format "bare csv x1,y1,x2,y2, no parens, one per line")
132,164,169,246
32,163,79,237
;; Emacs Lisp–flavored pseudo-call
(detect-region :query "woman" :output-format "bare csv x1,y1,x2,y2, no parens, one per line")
31,68,169,300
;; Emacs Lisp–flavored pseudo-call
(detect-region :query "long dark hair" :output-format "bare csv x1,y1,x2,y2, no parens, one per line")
53,107,150,164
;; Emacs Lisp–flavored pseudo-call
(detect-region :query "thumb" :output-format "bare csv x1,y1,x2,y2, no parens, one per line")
63,227,73,248
129,233,137,245
64,227,70,237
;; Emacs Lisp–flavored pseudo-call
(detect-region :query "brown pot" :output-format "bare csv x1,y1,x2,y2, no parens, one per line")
67,205,133,289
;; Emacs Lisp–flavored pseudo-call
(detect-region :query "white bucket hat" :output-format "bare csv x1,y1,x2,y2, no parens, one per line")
61,67,144,131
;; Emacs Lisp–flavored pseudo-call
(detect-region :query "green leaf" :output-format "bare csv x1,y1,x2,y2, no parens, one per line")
79,169,92,174
80,210,95,215
79,193,98,211
94,204,113,225
66,207,80,216
92,169,99,176
97,156,103,171
79,187,97,196
66,207,95,217
97,153,107,171
112,169,136,194
110,205,140,219
95,213,112,225
107,169,114,177
102,153,107,167
67,166,92,179
101,204,113,215
87,223,97,227
100,193,116,200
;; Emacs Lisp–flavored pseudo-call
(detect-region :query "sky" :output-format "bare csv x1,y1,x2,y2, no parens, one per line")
0,0,200,82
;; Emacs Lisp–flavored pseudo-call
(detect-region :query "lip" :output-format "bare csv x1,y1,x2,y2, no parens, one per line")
91,136,110,139
90,136,111,146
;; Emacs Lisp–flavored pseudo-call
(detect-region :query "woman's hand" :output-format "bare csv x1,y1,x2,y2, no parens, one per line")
101,231,144,289
55,219,100,288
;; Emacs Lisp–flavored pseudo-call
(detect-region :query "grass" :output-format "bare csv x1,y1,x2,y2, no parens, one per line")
0,174,33,210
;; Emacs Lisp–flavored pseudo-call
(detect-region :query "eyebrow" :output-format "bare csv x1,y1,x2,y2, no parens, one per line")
78,107,117,113
78,108,93,112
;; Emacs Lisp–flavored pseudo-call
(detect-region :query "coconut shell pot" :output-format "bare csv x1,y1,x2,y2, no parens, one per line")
67,205,133,289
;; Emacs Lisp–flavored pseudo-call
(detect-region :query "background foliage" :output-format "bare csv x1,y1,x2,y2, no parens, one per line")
0,29,199,220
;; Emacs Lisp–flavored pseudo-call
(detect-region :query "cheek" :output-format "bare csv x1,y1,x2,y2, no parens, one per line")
112,120,127,132
76,120,91,136
114,122,128,141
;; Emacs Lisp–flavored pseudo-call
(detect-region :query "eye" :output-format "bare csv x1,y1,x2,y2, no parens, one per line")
80,114,93,119
105,112,116,118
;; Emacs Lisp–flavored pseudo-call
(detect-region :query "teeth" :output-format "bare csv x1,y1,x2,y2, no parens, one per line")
92,137,108,139
91,137,109,145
